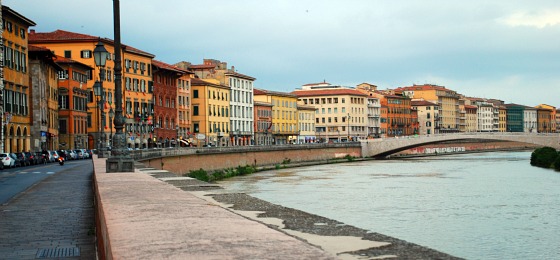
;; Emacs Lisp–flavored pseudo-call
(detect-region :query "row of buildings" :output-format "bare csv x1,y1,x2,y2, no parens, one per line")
1,5,558,153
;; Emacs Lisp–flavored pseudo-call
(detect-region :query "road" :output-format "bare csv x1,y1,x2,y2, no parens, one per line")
0,159,90,205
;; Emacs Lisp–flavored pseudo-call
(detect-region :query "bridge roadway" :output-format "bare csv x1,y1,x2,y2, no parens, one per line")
360,132,559,158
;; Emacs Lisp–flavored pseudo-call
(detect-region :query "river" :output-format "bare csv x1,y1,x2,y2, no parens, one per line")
217,151,560,259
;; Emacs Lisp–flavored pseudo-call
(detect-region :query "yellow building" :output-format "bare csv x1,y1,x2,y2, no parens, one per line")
536,104,557,132
396,84,460,133
254,88,298,145
293,87,368,142
296,105,316,143
29,29,155,149
499,106,507,132
2,6,36,153
190,78,230,146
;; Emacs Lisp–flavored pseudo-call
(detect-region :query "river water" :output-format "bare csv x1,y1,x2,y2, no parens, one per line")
217,151,560,259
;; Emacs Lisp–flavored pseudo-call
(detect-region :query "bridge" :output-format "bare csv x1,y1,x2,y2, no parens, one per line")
360,133,560,158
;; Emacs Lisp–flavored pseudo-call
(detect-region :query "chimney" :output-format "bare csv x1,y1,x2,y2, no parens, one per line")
30,29,36,34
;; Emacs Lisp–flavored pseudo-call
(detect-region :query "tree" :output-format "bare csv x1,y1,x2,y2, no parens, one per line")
530,147,559,168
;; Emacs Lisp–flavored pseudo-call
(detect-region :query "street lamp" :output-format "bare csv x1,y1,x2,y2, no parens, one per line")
106,0,134,172
176,125,180,147
109,107,114,148
93,40,109,158
347,113,351,142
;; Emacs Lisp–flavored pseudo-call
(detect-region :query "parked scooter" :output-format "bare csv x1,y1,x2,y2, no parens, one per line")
58,157,64,166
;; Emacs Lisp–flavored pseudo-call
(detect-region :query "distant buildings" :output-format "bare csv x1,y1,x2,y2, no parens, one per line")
0,4,557,153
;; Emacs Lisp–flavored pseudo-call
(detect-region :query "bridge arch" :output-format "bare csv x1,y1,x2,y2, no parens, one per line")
360,133,559,158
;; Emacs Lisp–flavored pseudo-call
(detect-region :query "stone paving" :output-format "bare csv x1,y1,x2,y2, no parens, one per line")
0,161,96,259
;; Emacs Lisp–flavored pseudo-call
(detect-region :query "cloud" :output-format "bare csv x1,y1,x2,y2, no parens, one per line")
497,10,560,28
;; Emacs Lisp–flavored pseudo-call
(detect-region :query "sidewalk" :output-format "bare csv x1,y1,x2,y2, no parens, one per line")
0,161,96,259
93,156,336,259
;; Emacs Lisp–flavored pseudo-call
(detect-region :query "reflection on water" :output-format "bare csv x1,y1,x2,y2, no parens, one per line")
218,152,560,259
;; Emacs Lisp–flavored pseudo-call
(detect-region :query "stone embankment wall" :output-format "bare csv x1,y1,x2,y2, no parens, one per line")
140,144,362,175
394,141,537,157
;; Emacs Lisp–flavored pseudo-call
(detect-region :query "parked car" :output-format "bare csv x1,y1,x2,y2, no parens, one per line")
49,150,59,162
24,152,39,165
0,153,16,168
10,153,23,167
80,149,90,159
74,149,84,159
65,150,75,160
35,152,48,164
86,149,93,159
15,152,31,166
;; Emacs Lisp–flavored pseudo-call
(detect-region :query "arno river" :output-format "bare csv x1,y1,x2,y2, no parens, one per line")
218,151,560,259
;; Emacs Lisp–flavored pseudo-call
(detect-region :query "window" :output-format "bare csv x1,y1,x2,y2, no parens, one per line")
20,28,26,39
64,50,71,58
193,90,199,98
193,105,199,116
80,50,92,58
59,119,68,134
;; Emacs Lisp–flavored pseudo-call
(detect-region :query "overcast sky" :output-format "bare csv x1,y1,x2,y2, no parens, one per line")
6,0,560,106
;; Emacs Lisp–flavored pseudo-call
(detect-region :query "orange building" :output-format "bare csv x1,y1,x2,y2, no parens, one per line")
29,29,155,149
2,6,36,153
53,55,92,150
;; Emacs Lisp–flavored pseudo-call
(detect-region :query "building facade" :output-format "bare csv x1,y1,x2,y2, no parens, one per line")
28,46,63,151
29,29,155,150
253,101,273,146
524,106,538,133
412,100,438,135
397,84,460,133
52,54,91,150
255,89,299,144
296,104,316,143
176,70,192,146
505,104,524,132
2,6,35,153
293,87,368,142
152,60,185,148
190,78,230,146
182,59,255,146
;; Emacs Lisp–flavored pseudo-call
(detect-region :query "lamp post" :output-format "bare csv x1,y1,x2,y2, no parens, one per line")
93,40,109,157
107,0,134,172
109,107,114,148
176,125,180,147
347,113,351,142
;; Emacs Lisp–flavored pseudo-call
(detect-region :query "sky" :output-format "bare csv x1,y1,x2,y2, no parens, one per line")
5,0,560,106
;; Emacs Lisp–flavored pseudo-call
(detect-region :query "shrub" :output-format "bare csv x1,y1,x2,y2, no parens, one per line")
530,147,559,168
237,165,256,175
344,154,355,162
554,156,560,171
275,164,281,169
282,158,291,164
186,168,209,182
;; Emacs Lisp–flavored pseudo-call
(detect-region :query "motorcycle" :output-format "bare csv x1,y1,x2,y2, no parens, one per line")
58,157,64,166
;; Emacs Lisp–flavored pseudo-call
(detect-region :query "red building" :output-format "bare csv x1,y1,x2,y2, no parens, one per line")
151,60,187,147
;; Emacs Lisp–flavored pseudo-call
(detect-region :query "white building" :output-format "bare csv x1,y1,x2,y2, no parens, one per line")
228,72,255,145
524,106,538,133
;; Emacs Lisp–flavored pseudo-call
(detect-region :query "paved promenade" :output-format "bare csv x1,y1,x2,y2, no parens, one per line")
93,156,336,259
0,161,96,259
